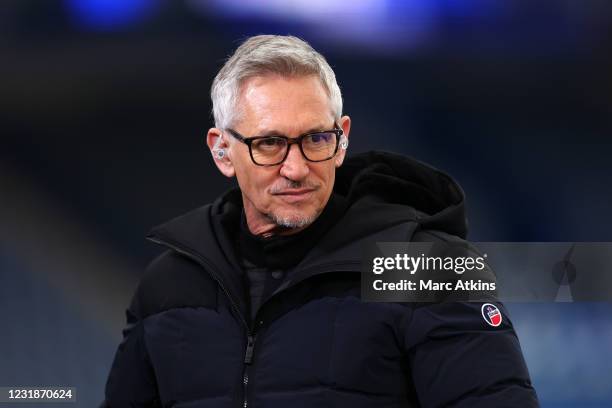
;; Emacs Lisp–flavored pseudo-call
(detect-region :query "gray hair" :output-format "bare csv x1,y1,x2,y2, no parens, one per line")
211,35,343,129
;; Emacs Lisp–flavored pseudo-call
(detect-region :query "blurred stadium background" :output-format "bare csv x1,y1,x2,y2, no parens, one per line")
1,0,611,406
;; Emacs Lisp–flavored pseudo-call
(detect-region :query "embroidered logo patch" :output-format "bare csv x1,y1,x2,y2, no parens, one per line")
481,303,502,327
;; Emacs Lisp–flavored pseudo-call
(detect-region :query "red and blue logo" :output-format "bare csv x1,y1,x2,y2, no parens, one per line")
481,303,502,327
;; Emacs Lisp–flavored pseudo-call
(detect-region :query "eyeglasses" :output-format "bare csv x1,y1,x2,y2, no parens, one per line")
225,124,343,166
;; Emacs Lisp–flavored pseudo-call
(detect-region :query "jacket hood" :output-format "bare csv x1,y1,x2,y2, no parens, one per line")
333,150,467,239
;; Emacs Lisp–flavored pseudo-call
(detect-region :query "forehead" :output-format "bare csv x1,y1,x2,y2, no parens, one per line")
238,74,334,134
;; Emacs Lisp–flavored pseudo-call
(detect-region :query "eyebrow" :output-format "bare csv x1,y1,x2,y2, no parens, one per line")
255,124,331,138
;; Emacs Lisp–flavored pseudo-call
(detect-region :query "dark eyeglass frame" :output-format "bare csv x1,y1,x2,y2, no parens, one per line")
225,123,343,166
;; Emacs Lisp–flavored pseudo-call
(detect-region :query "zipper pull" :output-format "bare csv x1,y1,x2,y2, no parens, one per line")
244,335,255,365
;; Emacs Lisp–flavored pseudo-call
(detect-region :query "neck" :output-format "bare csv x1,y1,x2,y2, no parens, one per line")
251,224,307,238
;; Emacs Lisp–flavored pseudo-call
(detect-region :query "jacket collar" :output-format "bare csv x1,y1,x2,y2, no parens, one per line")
146,189,249,319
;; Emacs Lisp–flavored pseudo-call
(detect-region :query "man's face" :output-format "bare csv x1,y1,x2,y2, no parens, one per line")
219,74,348,235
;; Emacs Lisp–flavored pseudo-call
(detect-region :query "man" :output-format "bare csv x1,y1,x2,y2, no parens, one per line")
103,35,538,407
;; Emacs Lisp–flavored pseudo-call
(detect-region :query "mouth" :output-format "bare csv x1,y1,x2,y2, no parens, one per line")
272,188,316,203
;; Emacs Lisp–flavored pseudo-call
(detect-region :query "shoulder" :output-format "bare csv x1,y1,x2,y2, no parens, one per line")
128,250,218,320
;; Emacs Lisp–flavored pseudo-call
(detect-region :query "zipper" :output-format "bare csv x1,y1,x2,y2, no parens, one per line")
242,367,249,408
244,334,255,364
242,334,256,408
147,236,257,408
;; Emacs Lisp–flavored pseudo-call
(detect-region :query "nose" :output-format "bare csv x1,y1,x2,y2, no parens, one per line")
279,143,310,181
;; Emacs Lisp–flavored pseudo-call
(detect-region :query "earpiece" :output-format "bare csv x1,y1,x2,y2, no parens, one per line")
212,135,227,160
339,135,349,150
214,148,226,160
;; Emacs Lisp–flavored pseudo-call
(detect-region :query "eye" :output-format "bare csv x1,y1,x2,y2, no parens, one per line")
254,137,286,151
309,133,331,144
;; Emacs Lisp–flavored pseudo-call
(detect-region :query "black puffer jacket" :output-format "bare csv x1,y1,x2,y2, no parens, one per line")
103,151,539,407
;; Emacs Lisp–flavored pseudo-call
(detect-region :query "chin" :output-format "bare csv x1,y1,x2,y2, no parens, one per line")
269,209,318,229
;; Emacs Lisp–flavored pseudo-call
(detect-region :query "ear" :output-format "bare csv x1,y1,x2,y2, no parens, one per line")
334,115,351,168
206,127,235,178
